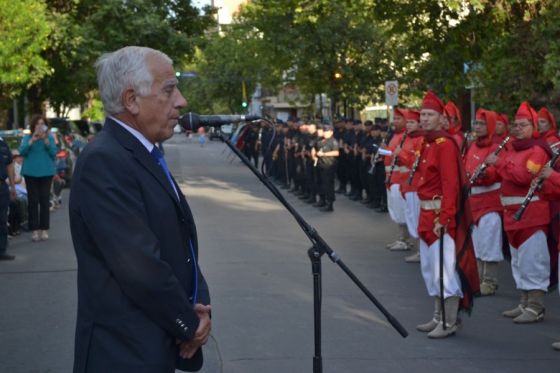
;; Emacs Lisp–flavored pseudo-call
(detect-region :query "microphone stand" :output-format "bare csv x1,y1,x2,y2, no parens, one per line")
220,127,408,373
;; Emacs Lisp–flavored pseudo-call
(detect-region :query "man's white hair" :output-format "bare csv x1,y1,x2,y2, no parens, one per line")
95,46,173,115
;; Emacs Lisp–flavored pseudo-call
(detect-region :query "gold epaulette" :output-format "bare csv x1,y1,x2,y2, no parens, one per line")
435,137,446,144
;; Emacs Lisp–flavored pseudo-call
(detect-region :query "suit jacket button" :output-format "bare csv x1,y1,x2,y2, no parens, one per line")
187,258,191,263
188,296,193,302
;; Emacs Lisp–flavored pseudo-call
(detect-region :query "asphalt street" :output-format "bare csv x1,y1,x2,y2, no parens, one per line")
1,133,559,373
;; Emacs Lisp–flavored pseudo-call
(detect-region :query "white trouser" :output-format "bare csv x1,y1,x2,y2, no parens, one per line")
420,234,464,299
404,191,420,239
510,230,550,291
472,212,504,262
388,183,406,225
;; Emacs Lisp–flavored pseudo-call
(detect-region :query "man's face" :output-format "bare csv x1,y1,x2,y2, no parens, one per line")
308,124,317,134
135,54,187,143
324,129,333,138
495,120,506,135
512,119,533,140
393,115,405,130
420,109,442,132
473,120,488,138
406,120,419,133
441,115,449,130
538,118,551,133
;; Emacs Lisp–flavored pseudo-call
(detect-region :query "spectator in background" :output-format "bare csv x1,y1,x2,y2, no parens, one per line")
0,137,16,261
18,114,58,242
8,150,27,237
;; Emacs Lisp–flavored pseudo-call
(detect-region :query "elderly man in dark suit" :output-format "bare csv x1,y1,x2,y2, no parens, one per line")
69,46,211,373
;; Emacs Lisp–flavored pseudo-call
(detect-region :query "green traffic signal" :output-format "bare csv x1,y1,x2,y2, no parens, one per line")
241,101,248,108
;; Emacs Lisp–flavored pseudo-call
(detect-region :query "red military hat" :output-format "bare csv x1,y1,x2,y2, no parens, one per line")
403,109,420,122
538,107,557,131
475,108,497,138
421,90,445,114
498,113,509,126
394,107,408,119
515,101,539,138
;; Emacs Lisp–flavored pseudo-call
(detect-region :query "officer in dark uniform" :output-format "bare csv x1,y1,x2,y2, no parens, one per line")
334,119,347,194
360,121,376,206
302,123,319,203
316,125,340,212
374,120,390,212
242,126,259,168
260,120,274,174
0,137,16,261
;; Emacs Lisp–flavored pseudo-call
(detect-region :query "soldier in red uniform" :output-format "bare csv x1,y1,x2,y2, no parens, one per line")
444,101,464,150
538,107,560,148
395,109,424,262
415,91,479,338
486,101,553,323
385,108,411,251
465,109,505,296
494,113,510,144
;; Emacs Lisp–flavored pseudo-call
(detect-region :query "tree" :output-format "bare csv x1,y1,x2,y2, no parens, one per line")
237,0,392,117
30,0,216,115
0,0,52,99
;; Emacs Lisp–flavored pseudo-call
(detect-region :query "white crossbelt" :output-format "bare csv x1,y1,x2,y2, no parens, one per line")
385,166,392,172
420,199,441,210
471,182,501,195
399,166,411,173
500,195,539,206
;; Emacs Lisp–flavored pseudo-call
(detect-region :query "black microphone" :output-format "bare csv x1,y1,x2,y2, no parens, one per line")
179,112,261,131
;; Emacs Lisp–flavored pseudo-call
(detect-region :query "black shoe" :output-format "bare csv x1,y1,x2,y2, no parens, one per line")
304,196,316,204
320,204,334,212
376,206,388,213
313,201,326,208
0,254,15,261
335,187,346,194
298,193,309,200
349,194,361,201
360,199,371,205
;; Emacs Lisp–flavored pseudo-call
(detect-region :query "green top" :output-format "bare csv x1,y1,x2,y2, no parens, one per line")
18,133,58,177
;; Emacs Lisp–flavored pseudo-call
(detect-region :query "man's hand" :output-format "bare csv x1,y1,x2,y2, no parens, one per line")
433,220,446,238
178,304,212,359
393,145,402,157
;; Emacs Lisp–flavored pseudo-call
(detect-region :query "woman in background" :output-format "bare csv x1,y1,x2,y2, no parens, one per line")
19,114,57,241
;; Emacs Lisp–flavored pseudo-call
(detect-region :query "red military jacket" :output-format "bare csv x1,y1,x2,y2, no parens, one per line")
542,130,560,148
416,132,461,245
399,132,424,194
384,129,405,186
464,139,502,224
494,143,551,245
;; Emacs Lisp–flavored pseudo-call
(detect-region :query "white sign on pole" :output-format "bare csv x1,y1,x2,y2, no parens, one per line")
385,80,399,107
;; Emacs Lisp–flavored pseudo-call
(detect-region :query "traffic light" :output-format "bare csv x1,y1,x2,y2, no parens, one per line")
175,71,180,77
241,101,248,108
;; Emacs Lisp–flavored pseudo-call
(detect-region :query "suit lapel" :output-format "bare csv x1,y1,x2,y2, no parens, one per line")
104,119,184,213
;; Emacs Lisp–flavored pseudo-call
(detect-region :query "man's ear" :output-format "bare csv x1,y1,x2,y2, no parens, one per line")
122,88,140,115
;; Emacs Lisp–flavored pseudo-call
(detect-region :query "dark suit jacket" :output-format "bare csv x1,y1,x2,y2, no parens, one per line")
70,118,210,373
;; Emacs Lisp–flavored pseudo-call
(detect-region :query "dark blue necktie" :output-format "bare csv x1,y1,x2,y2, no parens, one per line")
150,146,198,304
150,146,178,200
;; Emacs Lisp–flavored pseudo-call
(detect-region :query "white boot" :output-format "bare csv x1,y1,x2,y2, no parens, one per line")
428,297,460,339
416,297,441,332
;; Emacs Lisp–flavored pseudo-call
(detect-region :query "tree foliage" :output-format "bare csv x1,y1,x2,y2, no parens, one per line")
0,0,52,99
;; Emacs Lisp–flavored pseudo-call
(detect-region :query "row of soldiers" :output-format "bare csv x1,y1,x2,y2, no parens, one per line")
243,90,560,346
380,91,560,344
252,118,392,213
